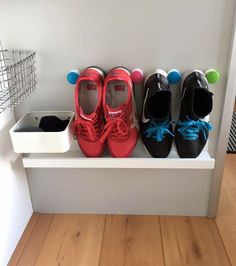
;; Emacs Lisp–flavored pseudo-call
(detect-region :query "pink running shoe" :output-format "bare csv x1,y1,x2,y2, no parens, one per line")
74,67,105,157
100,67,139,157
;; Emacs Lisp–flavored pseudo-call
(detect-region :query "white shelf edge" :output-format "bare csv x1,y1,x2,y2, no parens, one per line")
22,152,215,169
21,140,215,169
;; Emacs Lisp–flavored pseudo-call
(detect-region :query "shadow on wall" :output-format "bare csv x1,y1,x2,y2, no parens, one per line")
0,110,15,158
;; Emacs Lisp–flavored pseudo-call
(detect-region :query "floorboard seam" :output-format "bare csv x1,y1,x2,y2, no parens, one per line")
159,216,166,266
98,214,107,266
215,219,233,266
33,213,55,265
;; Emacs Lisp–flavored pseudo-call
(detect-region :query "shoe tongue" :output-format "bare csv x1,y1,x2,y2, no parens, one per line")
106,104,124,118
79,107,96,121
148,86,160,98
146,90,171,121
188,87,212,120
147,87,169,102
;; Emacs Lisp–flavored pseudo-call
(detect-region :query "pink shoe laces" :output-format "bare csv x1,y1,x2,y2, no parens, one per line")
74,115,100,141
99,111,129,143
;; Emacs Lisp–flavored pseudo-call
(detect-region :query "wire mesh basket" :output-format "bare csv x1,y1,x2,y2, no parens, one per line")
0,49,36,113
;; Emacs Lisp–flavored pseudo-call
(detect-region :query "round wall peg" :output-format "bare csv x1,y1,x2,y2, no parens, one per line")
67,69,80,85
167,69,182,84
205,69,220,84
131,68,144,84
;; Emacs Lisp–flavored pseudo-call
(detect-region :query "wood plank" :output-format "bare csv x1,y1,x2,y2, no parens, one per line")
8,213,39,266
160,216,230,266
99,215,164,266
16,214,53,266
35,214,105,266
216,154,236,265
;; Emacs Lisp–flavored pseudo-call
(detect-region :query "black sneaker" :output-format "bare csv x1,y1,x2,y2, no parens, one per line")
175,70,213,158
141,70,173,158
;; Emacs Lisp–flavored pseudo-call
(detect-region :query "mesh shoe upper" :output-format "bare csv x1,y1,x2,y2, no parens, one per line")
101,68,139,157
74,67,105,157
175,71,213,158
180,71,213,120
141,71,173,158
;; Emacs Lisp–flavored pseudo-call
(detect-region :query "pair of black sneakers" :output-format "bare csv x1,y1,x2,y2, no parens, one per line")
141,70,213,158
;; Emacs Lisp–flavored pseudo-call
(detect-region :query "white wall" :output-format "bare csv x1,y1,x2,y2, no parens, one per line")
0,0,234,155
0,110,32,266
0,0,235,216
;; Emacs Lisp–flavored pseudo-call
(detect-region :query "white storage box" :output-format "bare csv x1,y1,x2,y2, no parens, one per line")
10,111,74,153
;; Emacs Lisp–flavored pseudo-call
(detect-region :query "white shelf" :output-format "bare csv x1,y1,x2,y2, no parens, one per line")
22,140,215,169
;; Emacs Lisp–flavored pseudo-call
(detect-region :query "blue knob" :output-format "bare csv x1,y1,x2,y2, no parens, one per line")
67,69,80,85
167,69,181,84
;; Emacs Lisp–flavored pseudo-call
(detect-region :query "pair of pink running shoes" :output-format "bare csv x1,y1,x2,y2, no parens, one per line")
73,67,139,157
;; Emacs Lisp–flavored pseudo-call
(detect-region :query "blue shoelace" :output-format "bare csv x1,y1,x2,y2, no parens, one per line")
177,117,213,141
144,120,174,142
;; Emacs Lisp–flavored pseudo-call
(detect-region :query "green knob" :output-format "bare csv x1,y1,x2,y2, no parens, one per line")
205,69,220,84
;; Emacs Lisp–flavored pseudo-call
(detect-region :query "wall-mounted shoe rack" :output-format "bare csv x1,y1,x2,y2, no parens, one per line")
1,0,236,218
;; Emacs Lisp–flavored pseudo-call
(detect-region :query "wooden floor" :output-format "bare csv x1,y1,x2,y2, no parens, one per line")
9,155,236,266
